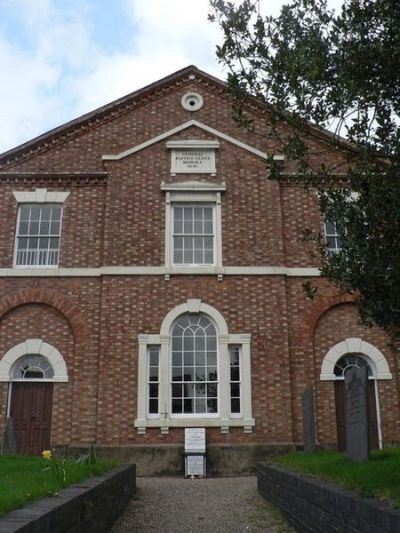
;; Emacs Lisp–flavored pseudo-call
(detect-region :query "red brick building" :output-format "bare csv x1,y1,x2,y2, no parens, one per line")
0,66,398,474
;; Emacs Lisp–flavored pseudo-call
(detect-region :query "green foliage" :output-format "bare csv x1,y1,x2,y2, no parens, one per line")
272,448,400,507
210,0,400,342
0,455,119,517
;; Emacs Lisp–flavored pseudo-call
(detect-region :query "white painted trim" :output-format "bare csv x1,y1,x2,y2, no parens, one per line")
160,180,226,192
0,266,322,277
160,299,229,336
0,339,68,382
134,418,255,428
320,338,392,380
102,119,269,161
166,140,220,149
13,189,70,204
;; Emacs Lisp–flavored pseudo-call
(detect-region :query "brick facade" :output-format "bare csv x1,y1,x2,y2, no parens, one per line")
0,66,398,471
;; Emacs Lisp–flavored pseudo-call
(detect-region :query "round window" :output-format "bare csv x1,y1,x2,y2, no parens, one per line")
181,92,204,111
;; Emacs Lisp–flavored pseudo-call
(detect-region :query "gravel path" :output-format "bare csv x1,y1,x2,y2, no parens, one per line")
111,476,294,533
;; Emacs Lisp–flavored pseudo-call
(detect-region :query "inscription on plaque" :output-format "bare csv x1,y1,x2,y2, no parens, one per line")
345,366,370,462
186,455,205,477
171,149,216,174
302,386,316,453
184,428,206,453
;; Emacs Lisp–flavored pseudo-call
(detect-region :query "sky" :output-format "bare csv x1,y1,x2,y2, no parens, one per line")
0,0,343,154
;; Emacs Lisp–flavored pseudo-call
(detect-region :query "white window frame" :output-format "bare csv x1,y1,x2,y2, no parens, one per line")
12,189,70,268
161,181,225,273
324,219,342,257
135,299,254,434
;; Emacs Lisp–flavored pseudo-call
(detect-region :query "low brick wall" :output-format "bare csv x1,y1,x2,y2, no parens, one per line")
0,464,135,533
257,463,400,533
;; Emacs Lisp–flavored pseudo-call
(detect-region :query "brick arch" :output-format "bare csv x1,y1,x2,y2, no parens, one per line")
306,293,356,343
0,288,89,342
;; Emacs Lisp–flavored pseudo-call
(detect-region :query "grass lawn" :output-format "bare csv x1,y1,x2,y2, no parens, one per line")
271,448,400,507
0,455,119,517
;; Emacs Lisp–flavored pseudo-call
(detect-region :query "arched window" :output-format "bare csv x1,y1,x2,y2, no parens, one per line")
334,354,373,379
171,313,218,415
135,299,254,434
11,354,54,380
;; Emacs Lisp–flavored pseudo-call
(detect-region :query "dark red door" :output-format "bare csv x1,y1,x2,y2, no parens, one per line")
335,380,379,452
10,382,53,455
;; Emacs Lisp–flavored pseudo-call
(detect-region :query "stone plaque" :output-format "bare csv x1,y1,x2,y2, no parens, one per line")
345,366,370,462
184,428,206,454
171,149,216,174
186,455,205,477
2,417,16,455
302,386,316,453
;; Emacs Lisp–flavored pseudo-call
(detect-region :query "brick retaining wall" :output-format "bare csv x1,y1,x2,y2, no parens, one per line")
257,463,400,533
0,464,135,533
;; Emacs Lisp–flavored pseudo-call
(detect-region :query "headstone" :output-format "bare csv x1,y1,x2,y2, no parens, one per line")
302,386,316,453
2,417,17,455
345,366,370,462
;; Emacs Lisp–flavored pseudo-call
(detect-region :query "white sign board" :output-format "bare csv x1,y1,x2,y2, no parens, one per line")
171,149,216,174
186,455,205,477
184,428,206,453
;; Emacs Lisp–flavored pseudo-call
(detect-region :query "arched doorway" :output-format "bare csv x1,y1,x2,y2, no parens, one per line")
333,354,379,451
320,338,392,452
0,339,69,455
10,355,54,455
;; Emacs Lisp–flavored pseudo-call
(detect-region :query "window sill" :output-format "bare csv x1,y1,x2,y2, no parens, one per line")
134,417,255,435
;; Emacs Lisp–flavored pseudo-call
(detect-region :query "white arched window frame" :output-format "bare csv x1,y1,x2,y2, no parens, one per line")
135,299,254,434
320,338,392,381
0,338,69,383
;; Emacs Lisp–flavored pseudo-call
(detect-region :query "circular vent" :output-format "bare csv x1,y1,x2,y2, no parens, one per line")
181,92,204,111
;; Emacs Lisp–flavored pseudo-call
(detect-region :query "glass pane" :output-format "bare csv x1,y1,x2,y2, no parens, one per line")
230,383,240,397
40,221,50,234
52,206,62,221
183,335,194,351
174,249,183,264
49,237,59,249
20,206,30,221
184,351,194,365
149,384,158,397
174,207,183,221
149,367,159,381
149,350,159,366
196,383,206,397
149,399,158,414
41,206,51,220
184,384,194,398
29,221,39,235
194,249,203,264
172,398,182,413
172,335,182,350
184,367,195,381
183,249,193,263
174,217,183,233
195,398,206,413
207,383,218,397
31,207,41,220
207,398,218,413
18,237,28,250
24,369,44,379
50,221,60,235
195,351,205,365
231,398,240,413
230,367,240,382
171,384,182,398
204,220,213,234
207,337,216,351
207,351,217,366
195,367,206,381
204,236,213,250
204,250,214,263
172,351,182,366
325,220,336,234
172,367,183,381
184,399,194,413
19,222,28,235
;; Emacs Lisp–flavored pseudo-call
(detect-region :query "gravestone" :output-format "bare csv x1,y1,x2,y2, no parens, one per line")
184,428,206,477
2,417,16,455
302,386,316,453
345,365,370,462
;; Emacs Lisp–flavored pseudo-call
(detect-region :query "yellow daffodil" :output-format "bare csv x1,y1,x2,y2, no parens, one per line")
42,450,52,460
